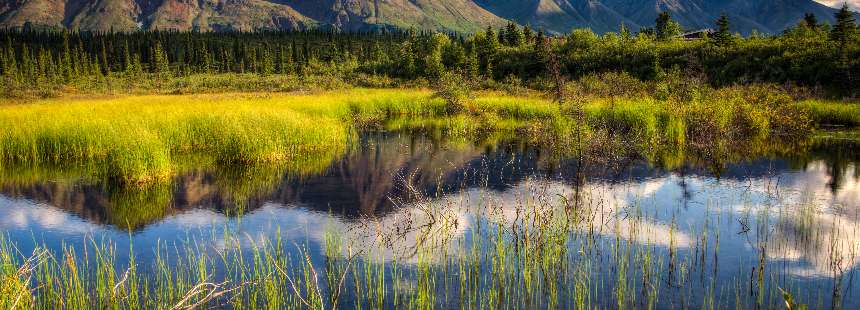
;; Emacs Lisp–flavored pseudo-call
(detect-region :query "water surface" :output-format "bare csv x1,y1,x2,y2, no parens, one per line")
1,132,858,308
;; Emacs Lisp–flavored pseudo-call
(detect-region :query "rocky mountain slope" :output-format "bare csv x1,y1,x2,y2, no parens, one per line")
0,0,851,34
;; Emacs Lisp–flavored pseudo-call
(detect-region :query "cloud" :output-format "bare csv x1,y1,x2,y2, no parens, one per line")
816,0,860,11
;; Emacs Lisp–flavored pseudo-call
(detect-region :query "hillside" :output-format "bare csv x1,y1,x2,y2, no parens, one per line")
0,0,852,34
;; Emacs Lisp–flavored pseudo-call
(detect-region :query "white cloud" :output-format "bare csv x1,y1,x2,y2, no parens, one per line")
816,0,860,11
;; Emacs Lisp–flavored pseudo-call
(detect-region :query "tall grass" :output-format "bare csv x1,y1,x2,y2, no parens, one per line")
0,88,844,185
797,100,860,128
0,92,366,184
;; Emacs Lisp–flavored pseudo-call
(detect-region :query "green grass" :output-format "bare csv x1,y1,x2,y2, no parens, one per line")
0,91,379,184
0,89,564,184
0,88,840,185
797,100,860,128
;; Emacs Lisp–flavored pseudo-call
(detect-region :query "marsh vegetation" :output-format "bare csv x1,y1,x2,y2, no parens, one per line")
0,81,858,308
0,130,858,309
1,7,859,309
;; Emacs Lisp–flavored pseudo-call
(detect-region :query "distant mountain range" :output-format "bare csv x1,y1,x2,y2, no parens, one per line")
0,0,855,34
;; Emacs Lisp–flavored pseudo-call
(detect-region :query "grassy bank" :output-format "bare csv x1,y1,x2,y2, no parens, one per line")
0,88,851,184
797,100,860,128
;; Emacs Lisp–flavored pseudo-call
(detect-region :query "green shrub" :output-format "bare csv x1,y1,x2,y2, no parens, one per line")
434,71,475,115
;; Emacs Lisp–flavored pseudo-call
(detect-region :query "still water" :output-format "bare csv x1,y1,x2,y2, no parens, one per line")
1,132,858,308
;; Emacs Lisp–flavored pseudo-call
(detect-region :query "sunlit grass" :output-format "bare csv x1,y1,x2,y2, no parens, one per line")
0,89,841,186
797,100,860,128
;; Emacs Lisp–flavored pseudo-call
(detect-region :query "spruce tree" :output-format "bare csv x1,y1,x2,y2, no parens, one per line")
505,22,525,47
151,41,170,78
441,41,465,68
523,25,534,45
259,48,274,76
464,45,479,80
122,40,132,73
398,40,416,78
712,13,734,47
831,4,858,48
803,13,818,30
100,40,110,75
831,3,858,85
486,26,498,47
535,30,547,53
478,28,499,78
200,42,212,73
655,12,682,41
424,33,448,78
620,23,631,41
278,45,291,74
61,33,73,82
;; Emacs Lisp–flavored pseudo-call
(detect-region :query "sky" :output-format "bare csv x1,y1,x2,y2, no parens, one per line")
816,0,860,11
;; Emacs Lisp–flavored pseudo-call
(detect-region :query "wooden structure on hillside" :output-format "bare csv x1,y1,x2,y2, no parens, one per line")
676,29,715,40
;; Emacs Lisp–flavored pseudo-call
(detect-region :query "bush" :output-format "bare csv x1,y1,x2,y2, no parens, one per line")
434,71,475,114
565,72,649,101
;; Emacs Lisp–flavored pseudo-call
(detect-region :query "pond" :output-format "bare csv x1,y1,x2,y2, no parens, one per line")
1,131,858,309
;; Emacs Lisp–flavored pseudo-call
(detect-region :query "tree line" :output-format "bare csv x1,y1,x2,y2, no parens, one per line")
1,5,857,97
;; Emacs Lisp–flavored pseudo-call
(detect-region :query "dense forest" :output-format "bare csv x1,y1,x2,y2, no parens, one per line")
0,7,858,98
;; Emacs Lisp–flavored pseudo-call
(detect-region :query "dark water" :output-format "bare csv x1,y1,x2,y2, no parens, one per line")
1,132,859,308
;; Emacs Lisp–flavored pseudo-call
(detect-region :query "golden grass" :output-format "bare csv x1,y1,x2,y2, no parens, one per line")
0,89,834,185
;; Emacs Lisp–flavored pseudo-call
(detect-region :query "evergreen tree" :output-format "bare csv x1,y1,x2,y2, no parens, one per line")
424,33,448,78
291,41,302,64
523,25,534,45
831,4,858,48
99,40,110,75
620,23,631,41
200,42,212,73
61,33,73,81
486,26,498,47
655,12,682,41
151,41,170,77
535,30,547,53
2,41,18,87
441,41,465,68
464,46,479,80
122,41,132,73
712,13,734,47
831,3,858,85
803,13,819,30
259,47,274,76
478,28,499,78
505,22,525,47
398,40,416,77
278,45,292,74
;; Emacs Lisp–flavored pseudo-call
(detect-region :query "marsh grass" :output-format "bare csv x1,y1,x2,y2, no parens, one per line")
798,100,860,128
0,87,840,186
0,92,360,184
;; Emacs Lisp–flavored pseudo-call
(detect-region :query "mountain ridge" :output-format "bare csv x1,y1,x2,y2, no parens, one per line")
0,0,853,34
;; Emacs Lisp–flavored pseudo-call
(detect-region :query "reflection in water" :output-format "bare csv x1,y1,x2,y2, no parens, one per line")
0,132,859,307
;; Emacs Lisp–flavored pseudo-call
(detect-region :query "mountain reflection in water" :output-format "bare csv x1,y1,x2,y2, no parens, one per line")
1,133,857,230
0,133,858,302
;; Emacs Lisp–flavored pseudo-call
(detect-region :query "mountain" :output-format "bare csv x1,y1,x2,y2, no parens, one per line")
473,0,849,34
0,0,852,34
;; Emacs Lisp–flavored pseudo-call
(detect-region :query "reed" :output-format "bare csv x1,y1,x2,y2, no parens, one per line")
797,100,860,128
0,87,845,190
